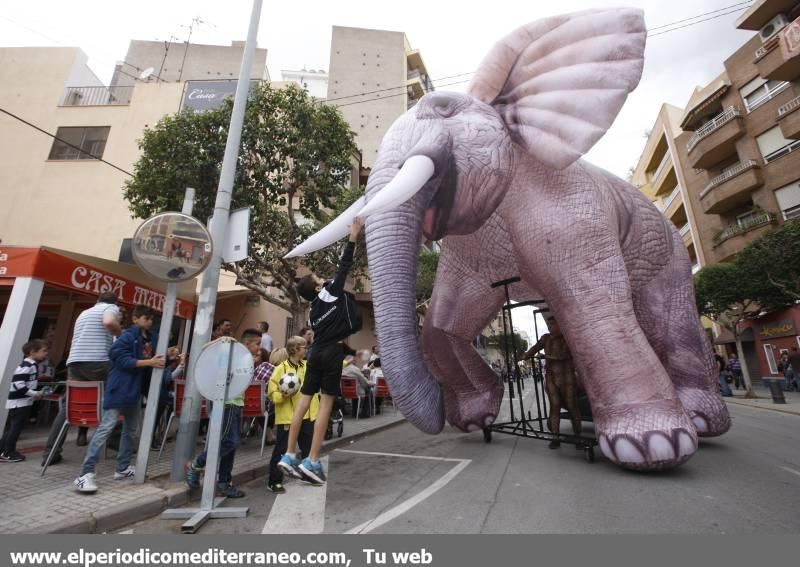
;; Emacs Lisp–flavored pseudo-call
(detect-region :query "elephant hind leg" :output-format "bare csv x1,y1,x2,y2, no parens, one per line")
632,229,730,438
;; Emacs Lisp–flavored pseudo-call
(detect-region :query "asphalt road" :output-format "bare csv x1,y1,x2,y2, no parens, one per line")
120,397,800,534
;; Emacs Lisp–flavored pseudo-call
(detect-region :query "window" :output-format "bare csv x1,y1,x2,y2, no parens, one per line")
739,77,789,112
756,126,800,163
48,126,110,160
764,344,779,374
736,209,761,227
774,182,800,220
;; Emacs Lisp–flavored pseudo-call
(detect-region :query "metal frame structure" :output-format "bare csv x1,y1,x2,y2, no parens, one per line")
482,277,598,463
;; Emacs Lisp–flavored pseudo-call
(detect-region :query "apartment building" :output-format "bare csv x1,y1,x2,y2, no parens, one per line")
631,104,704,272
327,26,435,168
0,41,377,362
632,0,800,378
281,68,329,100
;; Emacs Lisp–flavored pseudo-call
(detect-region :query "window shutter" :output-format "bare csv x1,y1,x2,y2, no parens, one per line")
756,126,790,158
775,182,800,212
739,76,767,99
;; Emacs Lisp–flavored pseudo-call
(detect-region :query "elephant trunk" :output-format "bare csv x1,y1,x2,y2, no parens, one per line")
365,168,445,434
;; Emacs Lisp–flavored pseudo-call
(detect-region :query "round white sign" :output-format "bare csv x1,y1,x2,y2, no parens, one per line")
193,340,254,402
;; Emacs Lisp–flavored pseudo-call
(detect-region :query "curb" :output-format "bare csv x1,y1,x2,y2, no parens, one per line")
38,417,406,534
727,399,800,417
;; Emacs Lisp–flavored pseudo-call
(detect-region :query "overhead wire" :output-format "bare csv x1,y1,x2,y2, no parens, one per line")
0,107,134,177
0,2,758,178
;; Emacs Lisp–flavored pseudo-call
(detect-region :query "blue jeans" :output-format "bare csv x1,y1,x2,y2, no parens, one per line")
194,404,241,485
80,406,140,475
718,373,733,397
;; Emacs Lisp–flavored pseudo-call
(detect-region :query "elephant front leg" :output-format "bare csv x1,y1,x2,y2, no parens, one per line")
423,277,507,432
523,246,697,470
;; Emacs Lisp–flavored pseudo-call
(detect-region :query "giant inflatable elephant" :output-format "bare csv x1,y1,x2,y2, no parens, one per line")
289,8,731,470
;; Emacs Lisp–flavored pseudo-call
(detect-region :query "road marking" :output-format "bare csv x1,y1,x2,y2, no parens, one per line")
780,466,800,479
261,457,328,534
336,449,465,462
338,450,471,534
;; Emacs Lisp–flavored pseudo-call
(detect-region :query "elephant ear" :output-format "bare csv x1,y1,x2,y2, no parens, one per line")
467,8,646,170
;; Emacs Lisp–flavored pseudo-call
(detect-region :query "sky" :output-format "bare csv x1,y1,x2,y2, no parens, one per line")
1,0,757,341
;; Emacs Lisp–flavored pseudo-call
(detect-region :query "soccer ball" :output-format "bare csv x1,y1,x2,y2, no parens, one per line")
279,373,299,396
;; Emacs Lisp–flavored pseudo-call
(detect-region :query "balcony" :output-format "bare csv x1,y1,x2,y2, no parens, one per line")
686,107,745,169
713,213,778,261
699,160,763,215
651,152,674,195
663,186,683,219
737,0,797,30
778,95,800,139
60,86,134,106
755,36,800,82
679,223,693,248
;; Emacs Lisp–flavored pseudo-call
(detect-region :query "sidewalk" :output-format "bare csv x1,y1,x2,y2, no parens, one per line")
725,385,800,417
0,407,405,534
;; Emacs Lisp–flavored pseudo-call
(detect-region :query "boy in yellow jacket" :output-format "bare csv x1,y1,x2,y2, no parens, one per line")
267,336,318,493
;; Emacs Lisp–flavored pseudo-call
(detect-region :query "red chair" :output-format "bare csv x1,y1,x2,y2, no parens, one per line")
340,376,362,420
41,381,103,476
157,379,208,461
242,382,271,456
375,377,394,411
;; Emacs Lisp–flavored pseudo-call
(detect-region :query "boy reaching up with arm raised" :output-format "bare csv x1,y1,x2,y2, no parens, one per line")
278,218,364,484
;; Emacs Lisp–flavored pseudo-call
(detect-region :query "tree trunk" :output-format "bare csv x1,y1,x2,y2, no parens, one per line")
291,305,308,337
734,335,757,398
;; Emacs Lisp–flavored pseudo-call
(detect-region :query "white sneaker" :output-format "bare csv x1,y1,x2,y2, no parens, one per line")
74,473,98,493
113,466,135,480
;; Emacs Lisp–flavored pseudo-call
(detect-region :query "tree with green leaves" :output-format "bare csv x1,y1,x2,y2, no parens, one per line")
695,259,794,397
736,219,800,302
123,83,364,324
416,248,440,313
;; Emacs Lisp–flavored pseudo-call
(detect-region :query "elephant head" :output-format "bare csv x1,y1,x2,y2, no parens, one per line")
288,8,647,433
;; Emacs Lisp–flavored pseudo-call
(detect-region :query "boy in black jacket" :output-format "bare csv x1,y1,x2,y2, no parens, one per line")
278,218,364,484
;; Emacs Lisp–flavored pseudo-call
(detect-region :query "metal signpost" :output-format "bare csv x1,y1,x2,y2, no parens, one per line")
171,0,263,480
161,339,253,533
130,189,215,484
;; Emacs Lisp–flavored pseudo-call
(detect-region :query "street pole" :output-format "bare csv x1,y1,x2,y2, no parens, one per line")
134,188,195,484
171,0,263,480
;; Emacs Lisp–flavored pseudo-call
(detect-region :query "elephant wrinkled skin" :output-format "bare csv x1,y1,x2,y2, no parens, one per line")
292,8,731,471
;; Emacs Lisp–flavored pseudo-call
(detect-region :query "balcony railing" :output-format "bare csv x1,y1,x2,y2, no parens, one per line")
778,95,800,117
679,224,691,237
700,160,758,198
745,81,789,112
60,86,134,106
687,106,742,153
663,185,682,211
652,152,672,183
713,212,777,244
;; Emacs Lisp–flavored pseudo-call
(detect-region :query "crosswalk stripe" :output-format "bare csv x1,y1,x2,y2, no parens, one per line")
261,457,328,534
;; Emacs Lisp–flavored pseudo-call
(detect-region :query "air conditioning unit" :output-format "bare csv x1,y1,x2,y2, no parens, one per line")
760,13,790,43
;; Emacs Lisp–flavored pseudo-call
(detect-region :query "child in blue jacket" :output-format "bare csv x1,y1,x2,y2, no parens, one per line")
73,305,164,494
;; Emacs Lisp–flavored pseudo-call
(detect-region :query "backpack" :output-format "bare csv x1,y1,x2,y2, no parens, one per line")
343,291,363,334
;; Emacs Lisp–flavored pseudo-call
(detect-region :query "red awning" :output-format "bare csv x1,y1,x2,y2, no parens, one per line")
0,246,197,319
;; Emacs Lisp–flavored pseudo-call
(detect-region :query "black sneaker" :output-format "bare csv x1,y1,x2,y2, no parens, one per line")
266,481,286,494
0,452,24,463
217,483,245,498
41,453,62,466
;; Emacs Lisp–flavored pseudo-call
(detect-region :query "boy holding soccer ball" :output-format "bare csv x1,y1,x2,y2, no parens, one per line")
267,336,318,493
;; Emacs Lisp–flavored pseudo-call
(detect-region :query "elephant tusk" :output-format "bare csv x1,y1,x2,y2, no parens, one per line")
283,196,366,258
357,155,436,218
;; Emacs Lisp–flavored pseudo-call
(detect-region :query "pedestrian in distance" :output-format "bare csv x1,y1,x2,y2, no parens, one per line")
266,336,317,493
715,354,733,397
73,305,164,494
727,352,744,390
278,218,364,484
259,321,273,357
0,340,49,463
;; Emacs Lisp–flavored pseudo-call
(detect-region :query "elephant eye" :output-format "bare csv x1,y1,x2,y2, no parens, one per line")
433,100,456,118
